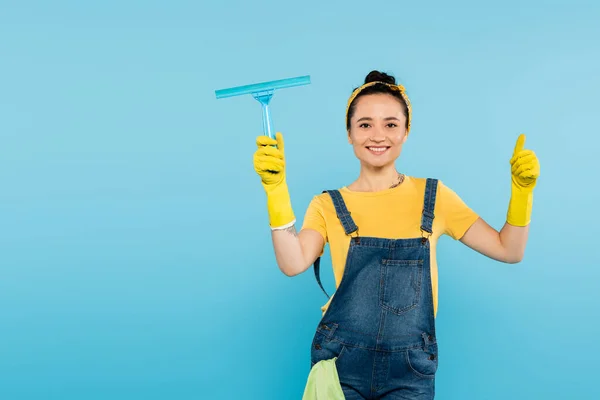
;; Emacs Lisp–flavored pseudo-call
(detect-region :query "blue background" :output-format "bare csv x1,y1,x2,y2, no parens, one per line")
1,0,598,398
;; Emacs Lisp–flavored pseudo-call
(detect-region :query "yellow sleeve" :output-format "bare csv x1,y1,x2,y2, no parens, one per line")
437,180,479,240
301,195,328,243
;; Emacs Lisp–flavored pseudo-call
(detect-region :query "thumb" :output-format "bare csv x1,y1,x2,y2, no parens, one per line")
513,134,526,157
275,132,285,155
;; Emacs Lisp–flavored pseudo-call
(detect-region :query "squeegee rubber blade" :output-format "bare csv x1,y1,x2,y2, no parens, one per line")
215,75,310,99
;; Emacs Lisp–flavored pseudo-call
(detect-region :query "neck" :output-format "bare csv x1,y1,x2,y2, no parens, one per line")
350,164,401,192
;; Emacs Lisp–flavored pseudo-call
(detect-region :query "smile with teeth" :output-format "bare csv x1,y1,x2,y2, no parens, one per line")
367,146,390,155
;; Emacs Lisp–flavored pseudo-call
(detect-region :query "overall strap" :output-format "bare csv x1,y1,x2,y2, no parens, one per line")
420,178,439,235
313,257,328,298
324,190,358,235
313,190,358,299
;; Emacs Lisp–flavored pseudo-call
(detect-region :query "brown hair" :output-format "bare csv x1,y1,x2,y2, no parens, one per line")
346,70,410,131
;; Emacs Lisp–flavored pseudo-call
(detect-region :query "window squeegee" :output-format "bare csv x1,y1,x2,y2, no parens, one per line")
215,75,311,140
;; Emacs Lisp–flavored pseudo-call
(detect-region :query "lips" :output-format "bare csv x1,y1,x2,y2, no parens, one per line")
367,146,390,155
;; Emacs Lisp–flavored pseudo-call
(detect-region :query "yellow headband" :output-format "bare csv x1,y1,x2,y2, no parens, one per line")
345,81,412,134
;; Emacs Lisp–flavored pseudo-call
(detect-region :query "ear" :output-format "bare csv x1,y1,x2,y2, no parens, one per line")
347,130,352,144
401,132,408,144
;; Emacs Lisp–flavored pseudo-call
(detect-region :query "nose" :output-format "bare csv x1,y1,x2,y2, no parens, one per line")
369,126,386,142
369,133,386,143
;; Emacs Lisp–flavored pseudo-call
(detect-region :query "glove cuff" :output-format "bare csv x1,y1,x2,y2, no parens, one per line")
506,185,534,226
265,182,296,229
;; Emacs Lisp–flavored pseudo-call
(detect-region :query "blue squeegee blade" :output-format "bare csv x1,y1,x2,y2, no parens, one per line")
215,75,310,99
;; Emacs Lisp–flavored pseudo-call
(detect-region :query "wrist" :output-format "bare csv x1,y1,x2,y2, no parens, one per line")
507,184,533,226
265,181,296,229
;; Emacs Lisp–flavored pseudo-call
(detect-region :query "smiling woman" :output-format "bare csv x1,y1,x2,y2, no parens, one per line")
344,71,412,190
252,70,540,399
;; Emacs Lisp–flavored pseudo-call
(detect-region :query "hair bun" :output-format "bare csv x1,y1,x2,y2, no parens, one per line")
364,70,396,85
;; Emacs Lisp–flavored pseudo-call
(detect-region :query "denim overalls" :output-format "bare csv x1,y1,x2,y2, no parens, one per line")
310,178,439,399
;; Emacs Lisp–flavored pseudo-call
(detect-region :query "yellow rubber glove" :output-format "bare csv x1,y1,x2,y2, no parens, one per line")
507,134,540,226
253,132,296,229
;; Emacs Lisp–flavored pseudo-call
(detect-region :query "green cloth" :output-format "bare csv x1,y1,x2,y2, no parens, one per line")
302,358,345,400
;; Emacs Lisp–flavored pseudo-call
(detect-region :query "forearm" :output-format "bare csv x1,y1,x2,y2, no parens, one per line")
501,180,534,262
264,184,308,276
460,218,529,264
499,222,530,263
271,225,312,277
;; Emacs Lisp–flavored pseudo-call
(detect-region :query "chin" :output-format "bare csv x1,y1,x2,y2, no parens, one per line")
360,157,394,169
359,151,399,167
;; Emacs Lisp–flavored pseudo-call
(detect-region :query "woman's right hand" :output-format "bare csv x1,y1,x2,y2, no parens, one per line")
253,132,286,189
253,132,296,229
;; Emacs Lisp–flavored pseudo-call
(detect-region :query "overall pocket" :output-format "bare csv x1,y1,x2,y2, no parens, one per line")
406,343,438,379
379,259,423,315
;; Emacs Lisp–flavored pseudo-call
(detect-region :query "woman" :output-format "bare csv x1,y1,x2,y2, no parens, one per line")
253,70,540,399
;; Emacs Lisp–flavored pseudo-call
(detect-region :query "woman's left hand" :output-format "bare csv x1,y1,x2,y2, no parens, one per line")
510,134,540,193
507,134,540,227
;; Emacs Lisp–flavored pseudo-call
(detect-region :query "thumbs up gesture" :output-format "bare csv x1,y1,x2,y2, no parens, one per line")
507,134,540,226
510,134,540,191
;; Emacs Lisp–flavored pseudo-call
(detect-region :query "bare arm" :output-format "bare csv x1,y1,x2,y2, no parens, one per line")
460,217,529,264
271,225,325,277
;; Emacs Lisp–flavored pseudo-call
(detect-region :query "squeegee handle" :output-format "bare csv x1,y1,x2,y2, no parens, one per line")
261,103,274,139
253,91,275,140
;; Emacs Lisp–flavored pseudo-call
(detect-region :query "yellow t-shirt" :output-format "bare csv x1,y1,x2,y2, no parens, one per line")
300,176,479,318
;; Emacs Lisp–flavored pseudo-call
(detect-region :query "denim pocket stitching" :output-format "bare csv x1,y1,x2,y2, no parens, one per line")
405,348,437,379
379,259,423,315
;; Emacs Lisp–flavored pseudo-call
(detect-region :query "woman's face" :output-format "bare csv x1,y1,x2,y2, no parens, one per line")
347,93,408,169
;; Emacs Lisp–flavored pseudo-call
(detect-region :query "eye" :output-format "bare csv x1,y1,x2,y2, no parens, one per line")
387,123,397,128
359,123,371,128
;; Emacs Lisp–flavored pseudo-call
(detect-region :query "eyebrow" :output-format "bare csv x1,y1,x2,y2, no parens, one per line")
356,117,401,122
